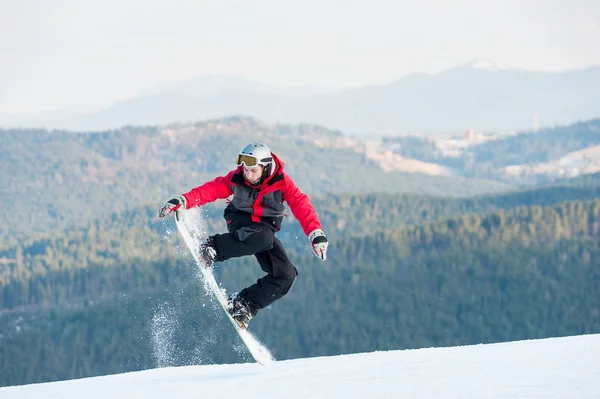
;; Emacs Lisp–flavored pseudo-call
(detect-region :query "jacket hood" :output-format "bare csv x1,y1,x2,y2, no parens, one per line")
270,152,284,173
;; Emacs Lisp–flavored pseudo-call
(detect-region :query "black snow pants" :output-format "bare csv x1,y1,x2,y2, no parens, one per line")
211,223,298,316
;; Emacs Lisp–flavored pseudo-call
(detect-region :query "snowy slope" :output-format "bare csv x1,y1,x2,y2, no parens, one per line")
2,334,598,399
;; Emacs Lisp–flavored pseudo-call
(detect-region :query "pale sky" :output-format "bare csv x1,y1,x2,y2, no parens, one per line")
1,0,599,112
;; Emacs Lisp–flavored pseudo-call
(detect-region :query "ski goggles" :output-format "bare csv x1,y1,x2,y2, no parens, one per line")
236,154,272,168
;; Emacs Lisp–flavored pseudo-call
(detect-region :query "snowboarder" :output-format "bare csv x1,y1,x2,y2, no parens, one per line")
159,142,328,329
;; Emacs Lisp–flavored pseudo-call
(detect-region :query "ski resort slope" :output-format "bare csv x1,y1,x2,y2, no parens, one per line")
2,334,598,399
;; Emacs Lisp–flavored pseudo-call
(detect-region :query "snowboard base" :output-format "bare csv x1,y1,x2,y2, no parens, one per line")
175,216,274,366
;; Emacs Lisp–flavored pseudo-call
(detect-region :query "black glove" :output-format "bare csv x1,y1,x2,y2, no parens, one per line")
158,195,186,221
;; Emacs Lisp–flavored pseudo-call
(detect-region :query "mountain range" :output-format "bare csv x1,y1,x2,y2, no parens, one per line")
2,114,600,387
2,115,600,241
2,60,599,136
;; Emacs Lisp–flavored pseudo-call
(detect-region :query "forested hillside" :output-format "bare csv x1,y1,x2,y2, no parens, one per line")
4,117,600,243
1,193,599,386
2,116,600,387
383,118,600,182
0,117,514,241
4,175,600,307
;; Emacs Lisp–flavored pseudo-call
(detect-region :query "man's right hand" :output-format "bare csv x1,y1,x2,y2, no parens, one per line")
158,195,186,221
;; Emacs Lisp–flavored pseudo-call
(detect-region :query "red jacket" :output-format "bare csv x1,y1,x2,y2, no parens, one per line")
182,153,322,236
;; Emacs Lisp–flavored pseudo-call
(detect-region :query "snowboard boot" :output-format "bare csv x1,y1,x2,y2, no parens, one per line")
198,237,217,268
226,293,253,330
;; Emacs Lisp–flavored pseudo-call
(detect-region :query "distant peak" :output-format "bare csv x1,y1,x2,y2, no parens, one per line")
466,59,510,71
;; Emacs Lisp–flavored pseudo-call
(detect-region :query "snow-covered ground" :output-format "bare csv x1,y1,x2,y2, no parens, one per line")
2,334,598,399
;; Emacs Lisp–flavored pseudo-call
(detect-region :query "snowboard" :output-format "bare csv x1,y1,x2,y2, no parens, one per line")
174,215,274,366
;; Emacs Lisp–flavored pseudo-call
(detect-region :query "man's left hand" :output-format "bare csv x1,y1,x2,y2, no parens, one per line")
308,229,328,261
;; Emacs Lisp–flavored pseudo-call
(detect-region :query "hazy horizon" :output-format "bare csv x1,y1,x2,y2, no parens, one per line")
2,0,600,113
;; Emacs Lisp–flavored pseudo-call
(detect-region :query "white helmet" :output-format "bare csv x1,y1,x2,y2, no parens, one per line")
236,142,275,184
